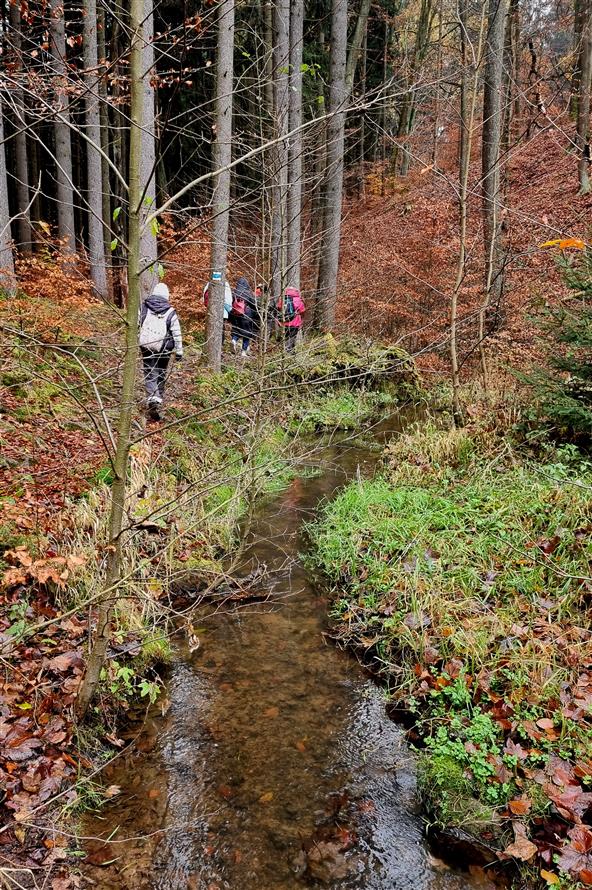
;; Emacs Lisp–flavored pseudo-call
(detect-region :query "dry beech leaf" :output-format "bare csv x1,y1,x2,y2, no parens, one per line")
259,791,273,804
503,836,538,861
540,870,560,885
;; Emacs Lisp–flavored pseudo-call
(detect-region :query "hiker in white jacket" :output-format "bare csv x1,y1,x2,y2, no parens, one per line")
138,283,183,420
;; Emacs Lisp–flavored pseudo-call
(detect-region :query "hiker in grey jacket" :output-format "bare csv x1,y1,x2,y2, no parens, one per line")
139,283,183,420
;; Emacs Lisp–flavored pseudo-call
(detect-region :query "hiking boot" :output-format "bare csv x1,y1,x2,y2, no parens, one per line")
231,339,238,353
147,399,162,421
241,349,249,359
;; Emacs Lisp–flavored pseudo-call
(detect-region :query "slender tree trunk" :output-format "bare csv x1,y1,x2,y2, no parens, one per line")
0,98,16,292
139,0,157,299
572,0,586,119
432,0,444,167
77,0,145,720
577,0,592,194
270,0,290,299
345,0,372,94
84,0,108,299
9,3,32,253
451,0,485,422
286,0,304,289
358,26,368,197
49,0,76,252
206,0,235,371
97,3,113,293
317,0,348,331
480,0,507,380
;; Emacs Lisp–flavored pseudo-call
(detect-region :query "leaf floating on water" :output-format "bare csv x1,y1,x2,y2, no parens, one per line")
259,791,274,803
148,788,160,798
218,784,233,800
295,739,307,753
263,706,279,718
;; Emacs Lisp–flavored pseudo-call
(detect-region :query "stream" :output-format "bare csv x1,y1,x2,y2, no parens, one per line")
82,415,490,890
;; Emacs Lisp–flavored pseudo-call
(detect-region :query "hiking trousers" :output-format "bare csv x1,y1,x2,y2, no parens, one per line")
141,349,171,404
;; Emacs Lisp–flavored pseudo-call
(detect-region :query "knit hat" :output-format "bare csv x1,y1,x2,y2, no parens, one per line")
285,286,300,298
152,282,170,300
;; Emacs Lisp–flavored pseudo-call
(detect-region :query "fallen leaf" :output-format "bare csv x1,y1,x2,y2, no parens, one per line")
509,798,532,816
263,706,279,718
503,836,538,861
540,870,560,885
259,791,274,803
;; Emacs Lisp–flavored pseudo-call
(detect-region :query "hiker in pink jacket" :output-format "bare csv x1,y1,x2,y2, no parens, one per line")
277,286,305,353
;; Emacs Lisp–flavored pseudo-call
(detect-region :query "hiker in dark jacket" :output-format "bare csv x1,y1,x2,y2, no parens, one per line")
139,283,183,420
230,276,256,357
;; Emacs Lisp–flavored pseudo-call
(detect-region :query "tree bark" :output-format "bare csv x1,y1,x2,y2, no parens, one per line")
84,0,108,299
9,3,32,253
572,0,586,119
316,0,348,331
577,0,592,194
286,0,304,289
358,25,368,197
206,0,235,371
139,0,157,299
0,97,16,292
345,0,372,95
480,0,507,379
77,0,145,720
97,2,113,294
49,0,76,252
270,0,290,299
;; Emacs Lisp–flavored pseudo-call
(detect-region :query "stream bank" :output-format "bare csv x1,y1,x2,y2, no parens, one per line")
308,415,592,888
79,414,489,890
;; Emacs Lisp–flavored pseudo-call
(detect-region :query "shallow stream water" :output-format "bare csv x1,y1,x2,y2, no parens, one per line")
82,416,491,890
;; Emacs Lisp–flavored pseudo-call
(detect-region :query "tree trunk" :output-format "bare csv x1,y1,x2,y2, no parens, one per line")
316,0,348,331
451,0,485,422
206,0,235,371
97,2,113,294
480,0,507,379
9,3,32,253
0,97,16,292
286,0,304,289
345,0,372,95
270,0,290,299
140,0,157,299
77,0,145,720
49,0,76,253
577,0,592,194
358,26,367,197
572,0,586,119
84,0,108,299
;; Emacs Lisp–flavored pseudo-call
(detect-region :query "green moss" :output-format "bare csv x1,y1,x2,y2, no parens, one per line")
417,754,500,835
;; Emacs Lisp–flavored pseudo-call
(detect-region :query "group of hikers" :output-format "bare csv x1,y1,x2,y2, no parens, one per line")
139,277,306,420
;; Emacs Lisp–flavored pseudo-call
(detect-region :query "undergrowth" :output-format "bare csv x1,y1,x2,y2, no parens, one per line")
308,417,592,885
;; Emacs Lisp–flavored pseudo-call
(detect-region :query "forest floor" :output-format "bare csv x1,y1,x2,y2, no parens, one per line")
1,134,591,887
0,295,416,889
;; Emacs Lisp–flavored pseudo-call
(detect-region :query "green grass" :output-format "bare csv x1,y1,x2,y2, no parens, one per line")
307,422,592,842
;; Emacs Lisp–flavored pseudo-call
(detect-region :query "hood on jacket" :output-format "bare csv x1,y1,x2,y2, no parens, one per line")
234,277,254,302
285,286,301,299
144,294,172,315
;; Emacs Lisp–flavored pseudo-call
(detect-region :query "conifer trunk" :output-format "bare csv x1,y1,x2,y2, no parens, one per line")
0,99,15,292
286,0,304,290
577,0,592,194
84,0,108,299
316,0,348,331
9,3,32,253
49,0,76,252
270,0,290,299
207,0,235,370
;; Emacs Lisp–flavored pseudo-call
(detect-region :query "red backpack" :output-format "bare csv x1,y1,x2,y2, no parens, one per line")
232,295,246,315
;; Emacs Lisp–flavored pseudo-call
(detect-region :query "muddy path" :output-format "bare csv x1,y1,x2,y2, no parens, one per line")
81,416,490,890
